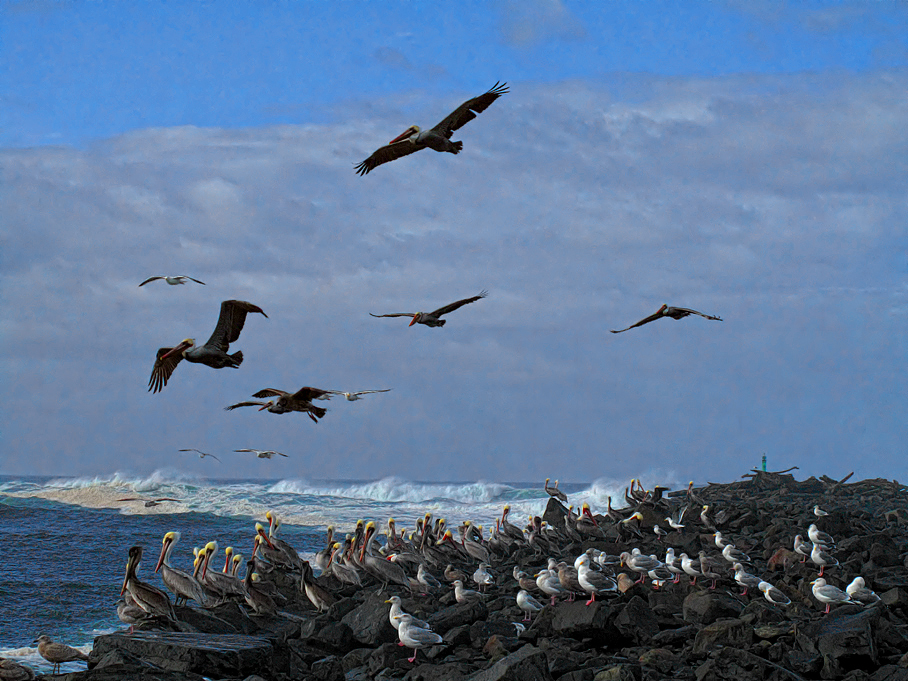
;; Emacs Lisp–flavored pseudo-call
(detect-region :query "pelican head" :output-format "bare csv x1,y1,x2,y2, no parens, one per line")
155,531,181,572
258,400,276,411
389,125,420,144
121,545,142,595
408,313,423,327
658,304,669,314
162,338,195,360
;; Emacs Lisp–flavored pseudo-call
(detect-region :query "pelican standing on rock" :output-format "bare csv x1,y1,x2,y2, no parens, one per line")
370,291,487,328
148,300,267,393
154,531,209,606
355,82,508,175
33,636,88,675
121,545,176,620
610,304,722,333
544,478,568,502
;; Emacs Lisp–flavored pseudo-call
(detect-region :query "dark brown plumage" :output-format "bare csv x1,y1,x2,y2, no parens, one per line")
610,304,722,334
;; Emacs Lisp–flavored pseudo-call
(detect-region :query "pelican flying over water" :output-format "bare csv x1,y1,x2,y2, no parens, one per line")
224,386,334,422
148,300,267,393
355,82,508,175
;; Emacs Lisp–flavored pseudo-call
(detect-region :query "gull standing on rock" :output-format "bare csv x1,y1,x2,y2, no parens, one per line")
846,577,881,605
810,543,839,577
453,579,483,603
535,569,564,605
575,554,617,604
811,578,856,613
808,524,836,549
34,635,88,675
793,535,812,563
759,581,791,606
517,590,544,621
393,614,443,664
732,563,762,596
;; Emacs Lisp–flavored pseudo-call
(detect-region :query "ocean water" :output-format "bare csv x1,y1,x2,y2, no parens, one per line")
0,472,644,674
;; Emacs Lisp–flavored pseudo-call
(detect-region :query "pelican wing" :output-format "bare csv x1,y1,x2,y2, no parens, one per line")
149,347,184,393
430,290,488,318
370,312,417,319
251,388,292,399
138,276,165,287
291,386,333,402
355,140,423,176
205,300,268,352
670,307,722,321
610,311,664,334
431,82,509,137
224,400,269,411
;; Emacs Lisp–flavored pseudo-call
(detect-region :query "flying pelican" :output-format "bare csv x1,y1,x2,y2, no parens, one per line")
148,300,267,393
116,497,179,508
138,275,206,287
224,386,333,423
33,636,87,675
370,290,487,327
355,82,508,175
329,389,392,401
178,448,221,462
235,449,288,459
610,304,722,334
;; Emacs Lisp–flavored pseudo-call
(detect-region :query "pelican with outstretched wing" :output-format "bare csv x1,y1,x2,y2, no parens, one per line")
355,82,508,175
371,290,487,328
610,304,722,334
148,300,267,393
224,386,334,423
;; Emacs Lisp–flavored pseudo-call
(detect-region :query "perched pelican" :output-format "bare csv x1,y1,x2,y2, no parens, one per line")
235,449,288,459
264,511,304,570
225,386,333,423
200,541,246,601
178,448,221,462
148,300,267,393
243,559,277,616
517,589,544,621
610,304,722,334
355,82,508,175
33,636,87,675
544,478,568,503
360,521,410,591
0,656,36,680
139,275,206,287
759,580,791,606
329,389,392,401
393,614,443,664
300,561,335,613
154,531,209,606
121,546,175,620
370,290,487,328
811,578,856,614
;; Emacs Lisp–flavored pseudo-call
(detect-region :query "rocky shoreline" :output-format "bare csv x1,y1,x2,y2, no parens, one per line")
31,470,908,681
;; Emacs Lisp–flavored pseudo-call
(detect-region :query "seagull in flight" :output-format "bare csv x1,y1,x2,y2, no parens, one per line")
116,497,179,508
179,448,221,462
139,275,206,287
330,389,392,401
235,449,288,459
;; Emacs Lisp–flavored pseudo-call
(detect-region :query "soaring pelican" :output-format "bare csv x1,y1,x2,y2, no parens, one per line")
235,449,288,459
178,448,221,462
355,82,508,175
139,275,205,287
224,386,333,423
148,300,267,393
610,304,722,334
370,290,487,327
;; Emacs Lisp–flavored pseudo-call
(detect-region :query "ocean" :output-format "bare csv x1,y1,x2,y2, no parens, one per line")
0,471,638,674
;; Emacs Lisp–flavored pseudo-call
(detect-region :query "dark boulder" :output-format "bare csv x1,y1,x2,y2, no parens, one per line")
299,619,356,654
428,599,489,634
310,654,345,681
550,601,613,640
612,596,659,645
691,618,753,657
795,605,880,671
682,590,745,625
341,593,398,646
469,643,553,681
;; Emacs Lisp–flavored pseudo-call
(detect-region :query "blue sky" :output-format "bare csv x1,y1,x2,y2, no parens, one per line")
1,1,906,485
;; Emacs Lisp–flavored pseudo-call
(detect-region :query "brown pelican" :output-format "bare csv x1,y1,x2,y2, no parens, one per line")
300,561,336,612
544,478,568,502
154,531,209,606
33,636,87,675
200,541,247,601
370,290,487,327
0,656,36,680
235,449,288,459
243,559,277,616
148,300,267,393
121,545,176,620
263,511,304,570
314,526,335,573
355,82,508,175
329,389,392,401
139,275,205,287
360,521,410,591
610,304,722,333
224,386,332,423
178,448,221,462
116,497,179,508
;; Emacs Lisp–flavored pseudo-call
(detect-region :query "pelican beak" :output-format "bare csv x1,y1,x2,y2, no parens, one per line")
408,315,419,327
121,553,134,595
154,536,171,573
161,340,192,360
258,401,272,411
258,527,274,549
389,125,416,144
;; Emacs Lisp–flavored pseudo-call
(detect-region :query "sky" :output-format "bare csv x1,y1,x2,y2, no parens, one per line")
1,0,906,485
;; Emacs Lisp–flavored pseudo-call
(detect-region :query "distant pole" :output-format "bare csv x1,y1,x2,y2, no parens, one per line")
762,454,767,472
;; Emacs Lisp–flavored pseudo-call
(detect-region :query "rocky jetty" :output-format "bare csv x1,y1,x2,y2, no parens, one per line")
42,470,908,680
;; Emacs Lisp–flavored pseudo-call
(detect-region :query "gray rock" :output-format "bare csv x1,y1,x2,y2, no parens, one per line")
795,605,880,668
612,596,659,645
592,664,641,681
341,593,399,646
428,599,489,635
692,619,753,657
550,601,612,640
404,661,473,681
311,654,345,681
682,591,745,625
469,644,553,681
300,620,357,654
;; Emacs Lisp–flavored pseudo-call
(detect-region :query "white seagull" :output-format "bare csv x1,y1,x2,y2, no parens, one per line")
846,576,881,606
330,389,392,401
759,580,791,606
393,613,442,663
235,449,288,459
179,448,221,462
811,578,856,614
139,275,206,287
516,589,544,621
